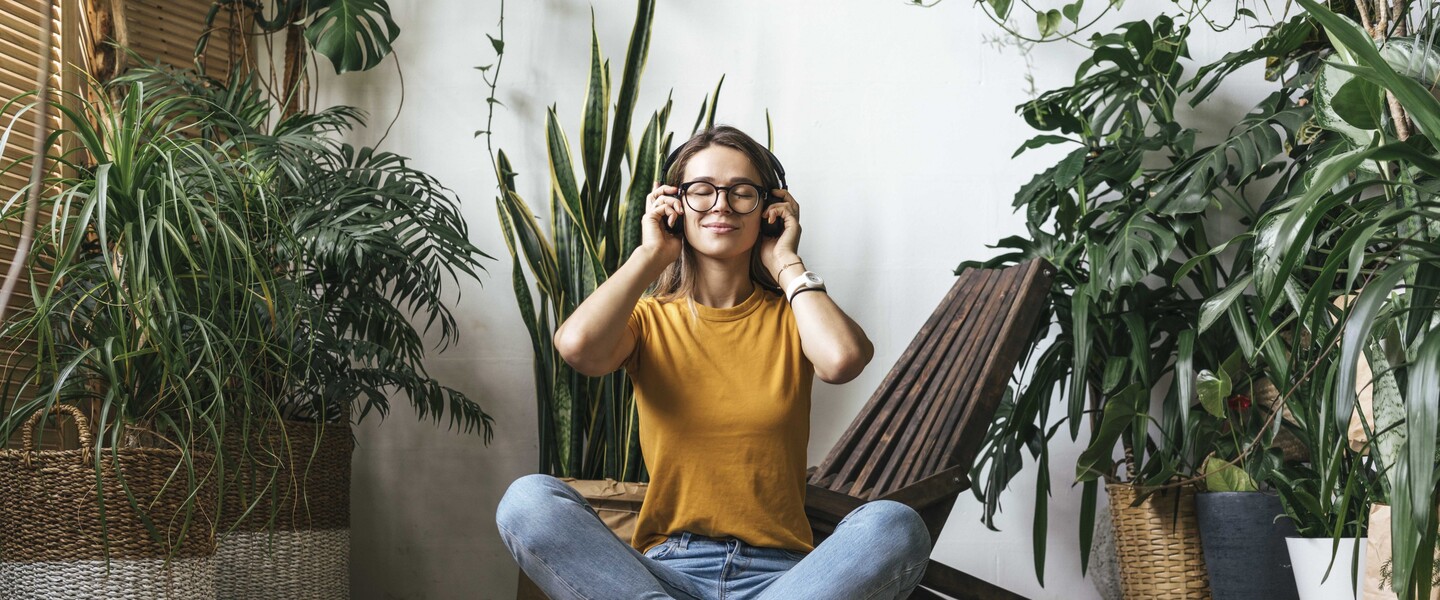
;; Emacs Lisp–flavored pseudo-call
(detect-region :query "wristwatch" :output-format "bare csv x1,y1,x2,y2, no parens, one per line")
785,271,826,302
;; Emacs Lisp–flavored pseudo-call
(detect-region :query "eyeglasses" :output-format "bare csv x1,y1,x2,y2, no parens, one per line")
678,181,766,214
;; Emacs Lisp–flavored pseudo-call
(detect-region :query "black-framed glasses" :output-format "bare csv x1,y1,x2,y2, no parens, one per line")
678,181,766,214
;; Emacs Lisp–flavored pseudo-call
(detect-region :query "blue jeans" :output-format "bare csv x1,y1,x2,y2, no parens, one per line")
496,474,931,600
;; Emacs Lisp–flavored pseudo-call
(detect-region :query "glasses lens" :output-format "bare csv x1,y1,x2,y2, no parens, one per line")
728,184,762,213
683,182,717,211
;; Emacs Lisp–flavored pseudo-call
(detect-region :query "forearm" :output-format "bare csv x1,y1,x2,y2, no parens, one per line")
553,247,667,374
782,264,874,384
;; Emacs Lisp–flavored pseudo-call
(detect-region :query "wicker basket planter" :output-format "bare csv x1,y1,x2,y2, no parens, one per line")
1108,482,1212,599
0,405,218,599
216,418,352,600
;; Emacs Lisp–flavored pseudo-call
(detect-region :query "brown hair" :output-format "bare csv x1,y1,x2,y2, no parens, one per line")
650,126,783,305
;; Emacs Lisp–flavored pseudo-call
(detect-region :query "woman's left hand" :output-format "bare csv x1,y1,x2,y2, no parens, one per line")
760,189,803,279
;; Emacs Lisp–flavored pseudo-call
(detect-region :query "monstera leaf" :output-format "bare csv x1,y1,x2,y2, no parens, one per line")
305,0,400,73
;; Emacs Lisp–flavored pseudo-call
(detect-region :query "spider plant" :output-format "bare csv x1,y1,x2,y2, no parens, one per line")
118,64,497,438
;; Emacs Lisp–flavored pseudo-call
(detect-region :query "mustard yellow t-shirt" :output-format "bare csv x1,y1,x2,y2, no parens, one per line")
624,286,815,554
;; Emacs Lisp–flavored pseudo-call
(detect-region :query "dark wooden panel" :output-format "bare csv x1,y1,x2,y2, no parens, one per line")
919,559,1031,600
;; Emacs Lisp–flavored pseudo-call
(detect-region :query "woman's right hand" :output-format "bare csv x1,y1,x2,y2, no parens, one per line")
639,182,684,266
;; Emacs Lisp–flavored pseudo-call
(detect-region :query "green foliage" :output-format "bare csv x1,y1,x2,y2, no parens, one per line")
965,15,1317,581
202,0,400,75
494,0,667,481
0,65,494,450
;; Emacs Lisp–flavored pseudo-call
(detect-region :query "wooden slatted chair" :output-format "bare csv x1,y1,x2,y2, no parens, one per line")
805,259,1054,600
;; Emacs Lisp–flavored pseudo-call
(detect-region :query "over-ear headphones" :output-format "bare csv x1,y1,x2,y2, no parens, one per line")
660,144,788,238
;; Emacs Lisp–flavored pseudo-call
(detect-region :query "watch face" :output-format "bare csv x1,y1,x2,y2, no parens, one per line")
804,272,823,285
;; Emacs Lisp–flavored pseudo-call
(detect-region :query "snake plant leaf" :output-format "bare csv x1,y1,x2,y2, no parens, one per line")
1075,383,1145,482
581,20,610,206
598,0,654,207
1393,328,1440,597
704,75,724,132
304,0,399,74
689,95,709,140
1078,480,1097,576
622,114,662,261
1406,260,1440,346
547,108,602,267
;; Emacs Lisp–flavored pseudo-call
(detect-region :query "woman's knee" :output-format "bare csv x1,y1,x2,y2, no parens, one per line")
496,473,573,532
849,500,932,562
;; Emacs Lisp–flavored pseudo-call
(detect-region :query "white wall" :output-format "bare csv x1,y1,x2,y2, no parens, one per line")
314,1,1276,597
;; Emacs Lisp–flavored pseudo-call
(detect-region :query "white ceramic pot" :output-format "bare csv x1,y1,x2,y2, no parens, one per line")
1287,537,1368,600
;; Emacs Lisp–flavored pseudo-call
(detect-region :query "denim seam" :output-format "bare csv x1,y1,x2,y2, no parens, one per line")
859,559,927,600
497,522,594,600
719,542,738,600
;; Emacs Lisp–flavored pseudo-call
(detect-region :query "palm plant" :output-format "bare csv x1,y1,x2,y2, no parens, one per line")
125,64,496,437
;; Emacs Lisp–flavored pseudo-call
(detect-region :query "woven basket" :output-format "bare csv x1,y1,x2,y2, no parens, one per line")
0,405,218,599
215,418,352,599
1108,482,1211,599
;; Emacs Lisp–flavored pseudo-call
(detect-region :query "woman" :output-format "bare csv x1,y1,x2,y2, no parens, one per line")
496,126,931,599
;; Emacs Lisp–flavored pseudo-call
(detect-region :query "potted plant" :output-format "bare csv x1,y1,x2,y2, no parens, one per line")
1191,363,1302,600
122,60,495,598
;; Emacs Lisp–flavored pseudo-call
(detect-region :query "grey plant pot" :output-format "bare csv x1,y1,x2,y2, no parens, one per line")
1196,491,1301,600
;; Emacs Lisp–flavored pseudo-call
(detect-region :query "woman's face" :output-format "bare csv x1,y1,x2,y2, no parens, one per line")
680,146,765,261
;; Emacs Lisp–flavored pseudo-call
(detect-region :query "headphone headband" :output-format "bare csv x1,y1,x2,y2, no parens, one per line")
661,143,788,190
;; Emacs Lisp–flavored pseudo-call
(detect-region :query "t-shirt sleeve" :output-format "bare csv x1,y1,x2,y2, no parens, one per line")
623,301,647,374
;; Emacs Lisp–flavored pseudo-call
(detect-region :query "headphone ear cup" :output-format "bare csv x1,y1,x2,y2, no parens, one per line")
760,196,785,237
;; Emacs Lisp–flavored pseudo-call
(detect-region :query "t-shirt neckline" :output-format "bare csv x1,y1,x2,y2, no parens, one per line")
693,286,765,322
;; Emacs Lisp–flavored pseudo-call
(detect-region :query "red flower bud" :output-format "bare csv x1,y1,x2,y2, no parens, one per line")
1227,394,1252,412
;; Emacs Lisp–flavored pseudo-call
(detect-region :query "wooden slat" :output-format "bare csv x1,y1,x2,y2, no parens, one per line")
123,0,247,81
911,267,1022,482
934,261,1052,474
821,270,980,491
878,269,1007,496
811,271,973,485
918,560,1030,600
